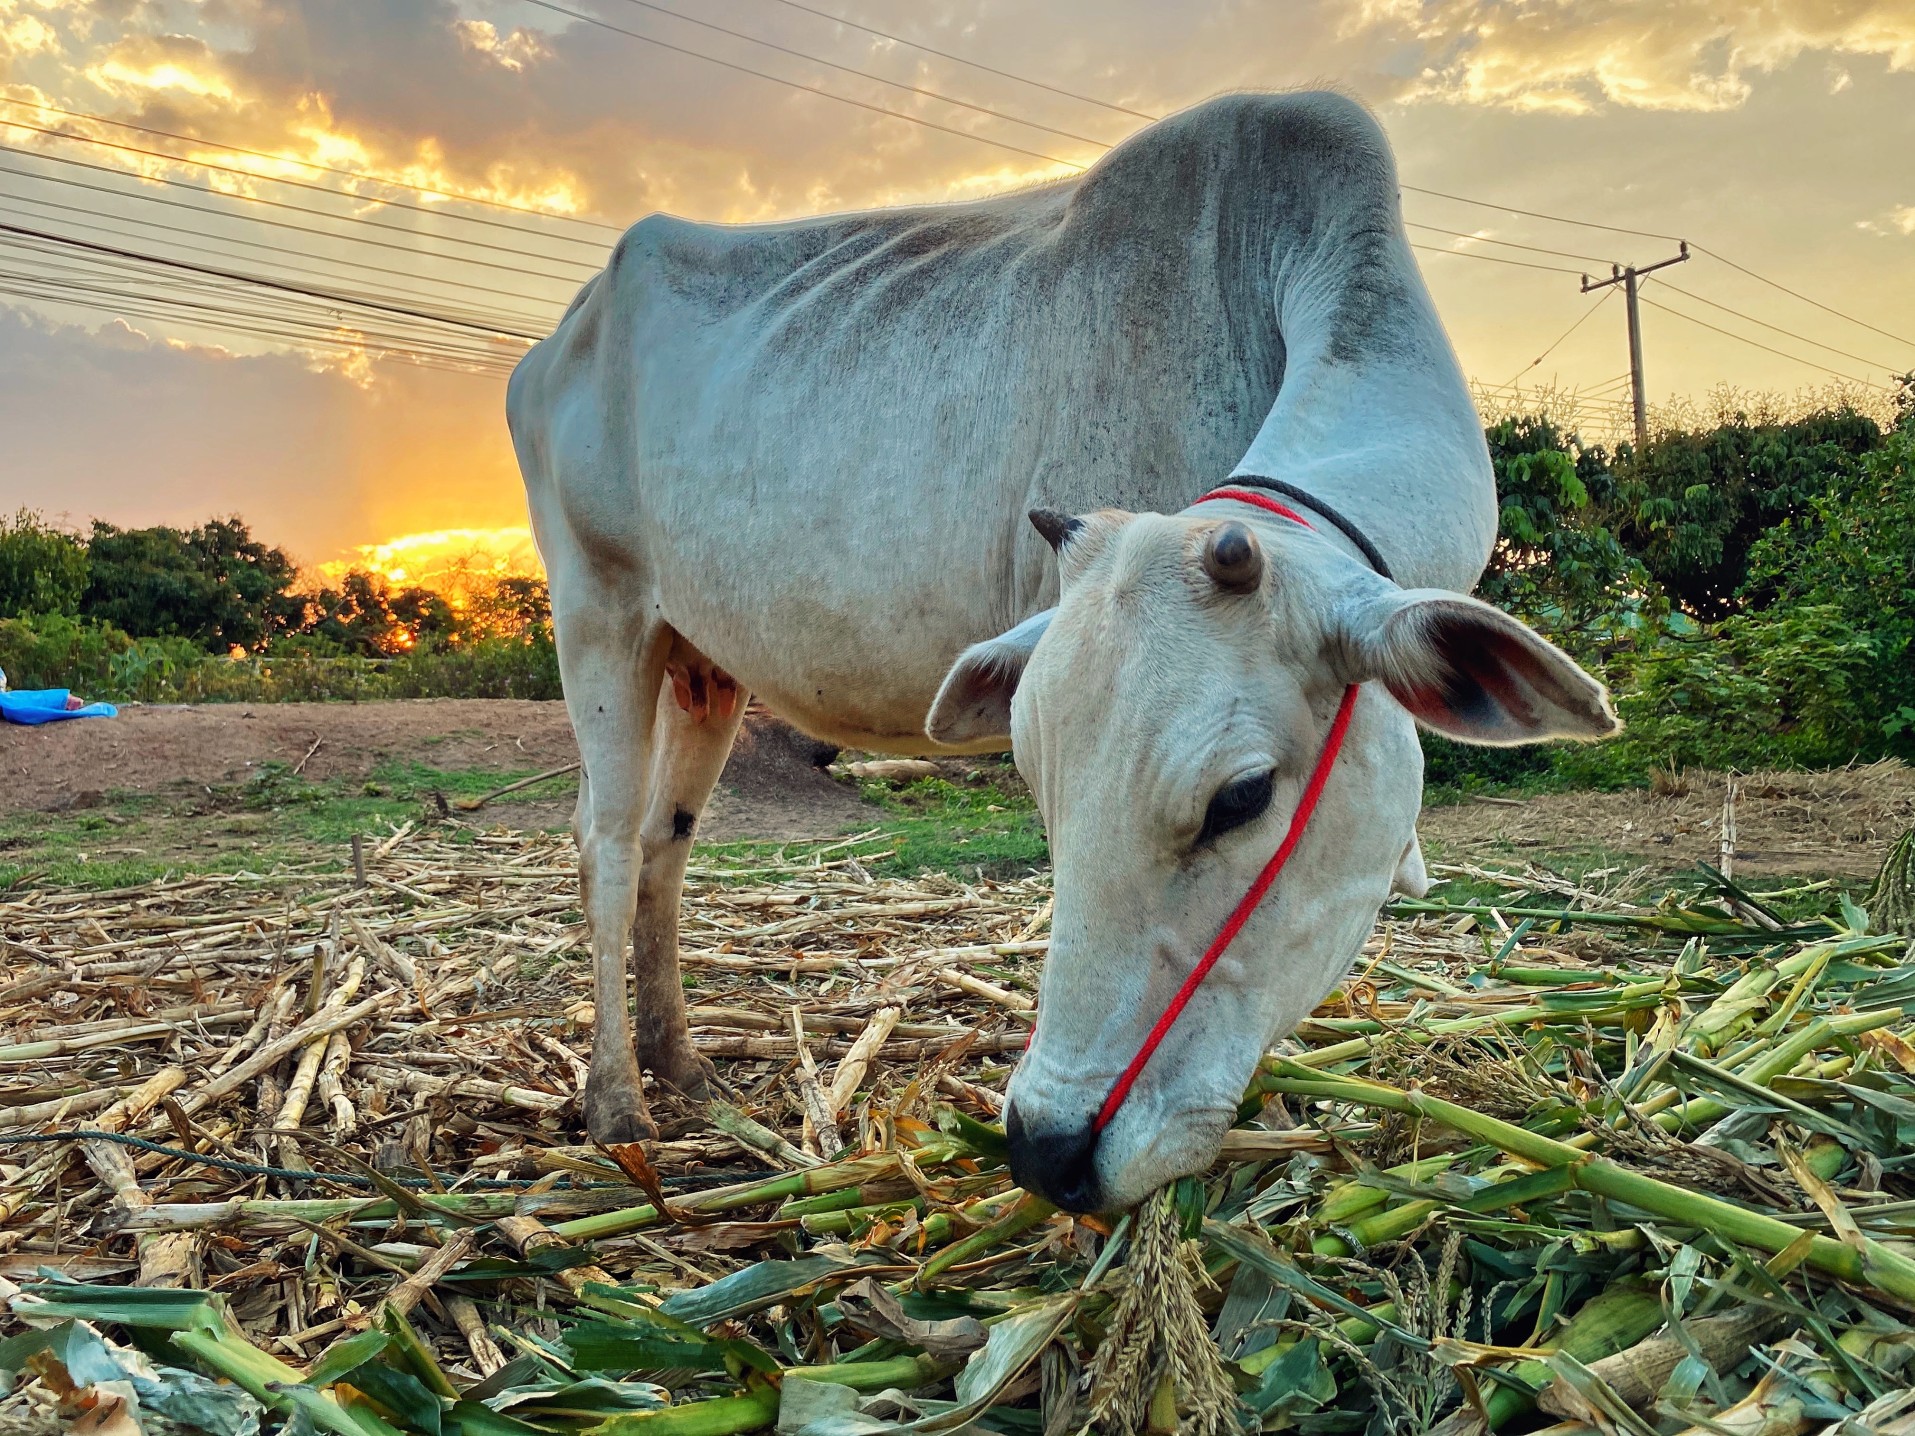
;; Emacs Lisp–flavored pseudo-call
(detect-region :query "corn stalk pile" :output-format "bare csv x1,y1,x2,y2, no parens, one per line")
5,827,1915,1435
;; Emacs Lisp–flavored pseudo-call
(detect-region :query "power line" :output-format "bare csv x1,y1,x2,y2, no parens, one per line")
1409,242,1583,275
0,145,597,283
0,246,525,363
1689,243,1915,354
1654,279,1900,373
0,221,544,340
0,116,609,252
0,186,557,329
515,0,1085,169
0,250,522,365
0,96,623,234
1406,222,1618,269
0,282,517,376
1503,287,1615,386
601,0,1114,148
1401,185,1687,245
1636,292,1889,390
749,0,1160,121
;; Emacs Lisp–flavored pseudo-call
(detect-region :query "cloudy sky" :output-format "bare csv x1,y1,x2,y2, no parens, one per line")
0,0,1911,571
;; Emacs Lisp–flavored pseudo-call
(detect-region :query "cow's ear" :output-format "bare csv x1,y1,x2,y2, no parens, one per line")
926,610,1052,747
1338,587,1618,746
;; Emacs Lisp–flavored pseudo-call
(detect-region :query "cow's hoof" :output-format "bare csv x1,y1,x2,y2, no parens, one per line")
658,1047,724,1105
583,1084,657,1146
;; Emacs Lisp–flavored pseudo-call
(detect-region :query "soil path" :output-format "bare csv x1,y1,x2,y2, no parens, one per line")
1421,762,1915,879
0,699,878,842
8,700,1912,876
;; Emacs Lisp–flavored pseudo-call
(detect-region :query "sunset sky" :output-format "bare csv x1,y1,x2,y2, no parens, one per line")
0,0,1911,575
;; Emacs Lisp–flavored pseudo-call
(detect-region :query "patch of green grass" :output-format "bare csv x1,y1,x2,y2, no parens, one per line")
0,798,324,890
851,771,1046,878
0,759,572,891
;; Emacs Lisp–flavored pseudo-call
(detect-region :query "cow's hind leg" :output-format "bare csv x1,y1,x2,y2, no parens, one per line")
562,603,672,1146
631,640,746,1102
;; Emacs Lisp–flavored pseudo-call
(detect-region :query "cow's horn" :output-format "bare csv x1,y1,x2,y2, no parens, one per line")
1202,522,1263,592
1029,509,1082,552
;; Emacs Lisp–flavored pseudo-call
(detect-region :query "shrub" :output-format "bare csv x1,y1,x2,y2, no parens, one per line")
386,634,562,700
0,610,201,696
0,511,89,619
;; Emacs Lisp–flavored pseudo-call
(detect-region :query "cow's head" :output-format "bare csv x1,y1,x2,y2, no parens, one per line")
927,506,1616,1211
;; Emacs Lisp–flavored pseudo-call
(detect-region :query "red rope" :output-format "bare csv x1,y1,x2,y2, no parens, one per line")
1089,486,1361,1132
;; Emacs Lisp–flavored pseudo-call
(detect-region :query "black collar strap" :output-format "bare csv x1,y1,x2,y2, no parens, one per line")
1215,475,1394,583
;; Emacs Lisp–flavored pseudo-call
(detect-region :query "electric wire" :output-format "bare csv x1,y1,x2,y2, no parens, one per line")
1691,244,1914,353
0,97,623,234
0,256,526,367
1503,287,1615,386
0,115,610,251
0,146,598,283
602,0,1114,147
0,237,538,361
1406,222,1619,269
1658,276,1906,371
749,0,1161,121
0,188,558,330
1409,242,1583,275
515,0,1084,168
0,221,544,339
0,283,521,376
0,221,539,359
6,33,1903,401
1636,292,1889,389
1400,184,1688,245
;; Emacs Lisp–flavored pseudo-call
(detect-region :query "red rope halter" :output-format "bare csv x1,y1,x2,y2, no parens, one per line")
1089,486,1362,1132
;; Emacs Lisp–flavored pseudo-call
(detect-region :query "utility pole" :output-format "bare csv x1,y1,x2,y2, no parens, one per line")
1581,241,1688,447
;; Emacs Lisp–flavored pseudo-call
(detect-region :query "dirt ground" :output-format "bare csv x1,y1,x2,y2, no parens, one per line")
7,700,1913,875
0,699,878,842
1421,761,1915,878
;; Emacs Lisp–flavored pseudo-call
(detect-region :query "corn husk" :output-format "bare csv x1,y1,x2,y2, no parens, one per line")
7,831,1915,1434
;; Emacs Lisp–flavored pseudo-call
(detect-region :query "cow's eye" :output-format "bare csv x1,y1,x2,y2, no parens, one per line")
1196,770,1275,847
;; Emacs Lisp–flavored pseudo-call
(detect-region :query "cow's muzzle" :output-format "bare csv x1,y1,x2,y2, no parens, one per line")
1005,1101,1102,1213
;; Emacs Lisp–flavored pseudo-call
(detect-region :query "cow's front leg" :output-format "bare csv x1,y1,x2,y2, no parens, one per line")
634,648,747,1101
562,608,670,1146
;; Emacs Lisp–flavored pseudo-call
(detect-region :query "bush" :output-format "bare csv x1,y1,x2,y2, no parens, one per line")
0,612,559,703
0,611,203,697
0,511,89,619
386,635,562,700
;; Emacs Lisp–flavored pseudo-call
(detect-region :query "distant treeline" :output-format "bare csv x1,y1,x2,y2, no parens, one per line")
0,517,559,701
2,382,1912,786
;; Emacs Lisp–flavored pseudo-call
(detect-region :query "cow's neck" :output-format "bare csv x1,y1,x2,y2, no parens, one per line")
1226,227,1497,595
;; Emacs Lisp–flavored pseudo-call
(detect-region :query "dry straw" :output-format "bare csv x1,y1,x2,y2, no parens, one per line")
5,827,1915,1434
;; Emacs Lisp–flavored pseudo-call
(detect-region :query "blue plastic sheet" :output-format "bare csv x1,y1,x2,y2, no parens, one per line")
0,688,118,725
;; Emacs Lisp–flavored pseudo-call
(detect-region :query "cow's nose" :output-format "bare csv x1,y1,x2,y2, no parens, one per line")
1005,1102,1103,1213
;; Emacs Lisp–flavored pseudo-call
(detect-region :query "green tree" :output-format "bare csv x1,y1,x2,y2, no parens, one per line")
1611,407,1883,619
301,569,458,655
82,517,302,650
1475,415,1653,657
1740,421,1915,755
0,510,89,619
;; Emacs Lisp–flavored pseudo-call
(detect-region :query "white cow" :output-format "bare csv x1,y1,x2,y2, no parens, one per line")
507,90,1617,1212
